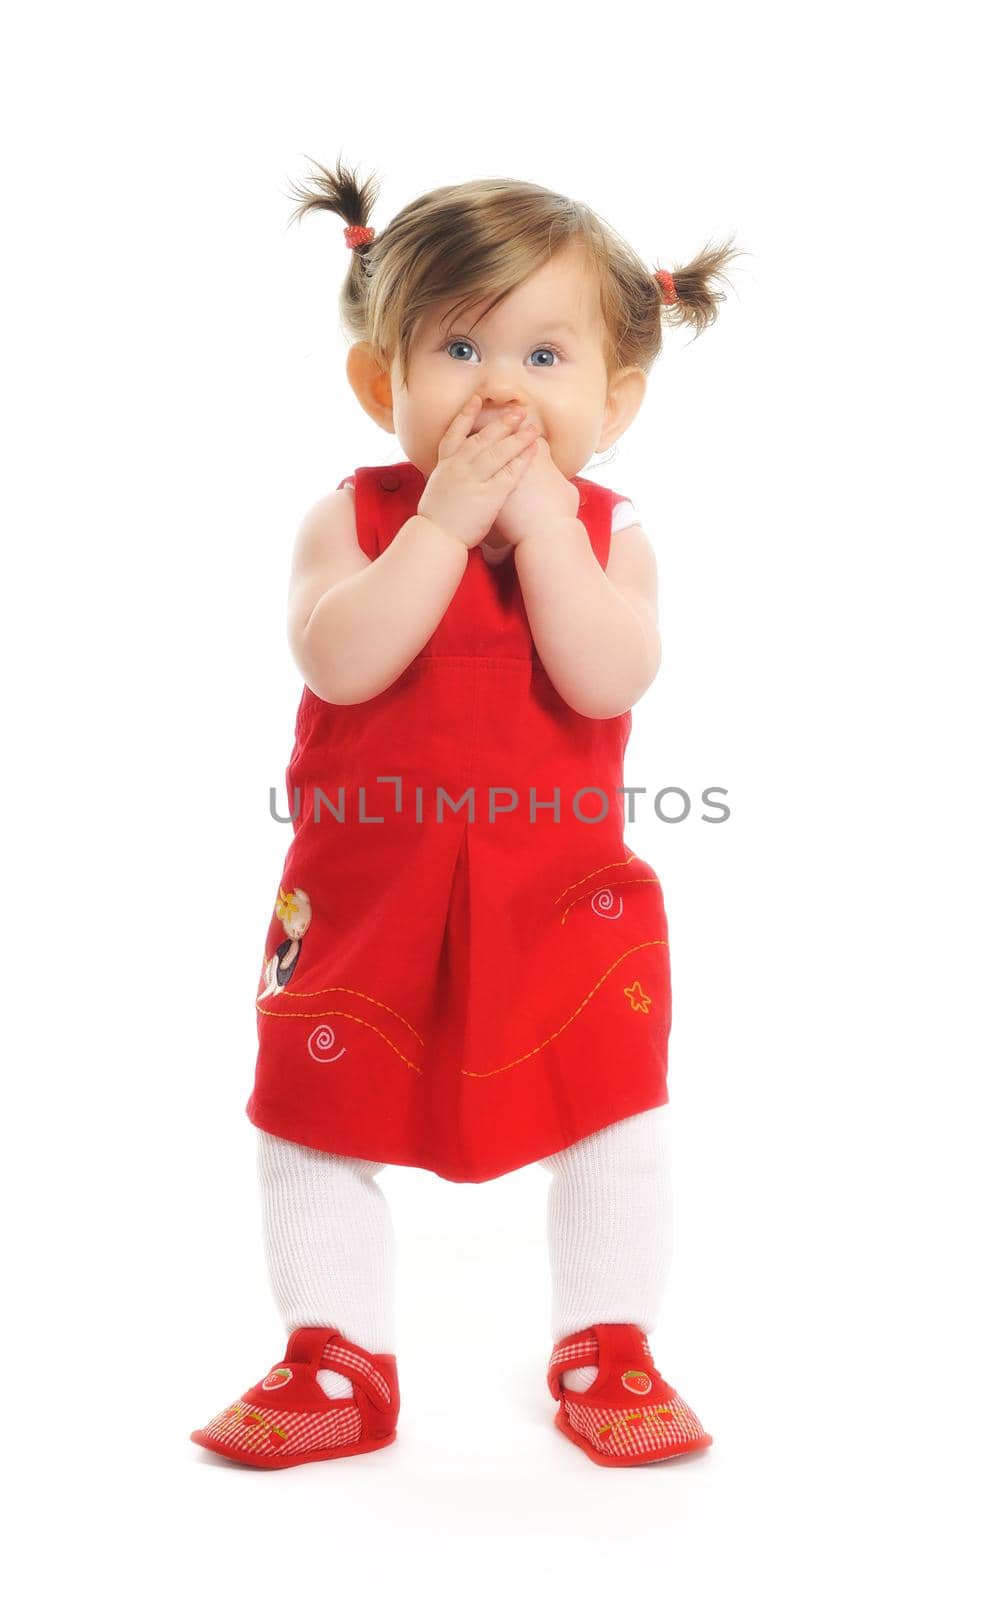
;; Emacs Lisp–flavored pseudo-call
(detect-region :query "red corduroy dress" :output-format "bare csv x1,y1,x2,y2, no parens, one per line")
245,460,672,1183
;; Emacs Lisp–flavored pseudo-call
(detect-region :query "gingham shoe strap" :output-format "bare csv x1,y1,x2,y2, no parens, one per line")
547,1324,659,1401
316,1330,393,1412
547,1331,601,1400
282,1326,394,1412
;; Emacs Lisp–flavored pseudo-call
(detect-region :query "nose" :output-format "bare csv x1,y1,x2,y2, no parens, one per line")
471,383,534,434
475,361,529,411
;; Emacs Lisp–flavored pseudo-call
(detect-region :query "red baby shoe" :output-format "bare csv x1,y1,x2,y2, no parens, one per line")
190,1325,399,1469
548,1323,712,1467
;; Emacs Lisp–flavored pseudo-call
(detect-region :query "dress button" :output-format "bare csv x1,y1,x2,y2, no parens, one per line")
379,472,401,492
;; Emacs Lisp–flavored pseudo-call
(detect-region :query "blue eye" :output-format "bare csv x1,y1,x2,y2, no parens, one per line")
442,338,564,366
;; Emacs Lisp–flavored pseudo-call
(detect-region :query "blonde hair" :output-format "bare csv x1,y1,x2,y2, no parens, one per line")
285,156,742,385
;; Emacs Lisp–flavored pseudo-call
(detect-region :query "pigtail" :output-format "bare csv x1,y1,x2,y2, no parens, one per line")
286,151,379,235
284,153,381,320
653,234,743,339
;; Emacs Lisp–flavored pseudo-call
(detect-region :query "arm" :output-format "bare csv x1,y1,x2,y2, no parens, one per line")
513,519,661,719
288,488,468,704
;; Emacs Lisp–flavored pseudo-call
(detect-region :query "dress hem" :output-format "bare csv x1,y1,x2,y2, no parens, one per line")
244,1086,671,1186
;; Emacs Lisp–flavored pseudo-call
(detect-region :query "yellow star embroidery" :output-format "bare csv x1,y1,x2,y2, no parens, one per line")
624,980,652,1014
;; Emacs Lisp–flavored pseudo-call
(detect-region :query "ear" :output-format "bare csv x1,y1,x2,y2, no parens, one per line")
597,365,647,452
346,342,396,434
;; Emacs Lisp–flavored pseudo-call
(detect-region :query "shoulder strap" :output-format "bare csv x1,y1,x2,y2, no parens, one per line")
572,477,629,571
337,463,426,560
338,465,627,567
335,469,378,560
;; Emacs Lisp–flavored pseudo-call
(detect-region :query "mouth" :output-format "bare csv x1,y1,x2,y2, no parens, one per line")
469,413,538,437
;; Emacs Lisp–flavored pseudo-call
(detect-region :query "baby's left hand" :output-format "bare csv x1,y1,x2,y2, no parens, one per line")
492,436,581,547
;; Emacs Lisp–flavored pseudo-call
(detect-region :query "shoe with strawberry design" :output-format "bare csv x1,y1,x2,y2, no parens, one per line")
190,1325,399,1469
548,1323,712,1467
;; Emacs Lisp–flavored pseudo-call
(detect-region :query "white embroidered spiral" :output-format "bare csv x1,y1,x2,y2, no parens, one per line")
590,888,623,919
307,1024,346,1063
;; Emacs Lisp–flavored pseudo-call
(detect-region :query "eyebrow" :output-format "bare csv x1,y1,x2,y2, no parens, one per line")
436,315,581,340
535,321,580,337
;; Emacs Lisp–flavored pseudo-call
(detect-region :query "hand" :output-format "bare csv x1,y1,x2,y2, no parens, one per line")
417,395,540,550
490,435,581,547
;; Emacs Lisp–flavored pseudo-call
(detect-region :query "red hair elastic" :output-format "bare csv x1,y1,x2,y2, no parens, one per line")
344,224,376,250
655,268,678,305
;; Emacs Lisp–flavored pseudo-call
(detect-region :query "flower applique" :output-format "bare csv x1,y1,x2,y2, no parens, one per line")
258,887,313,998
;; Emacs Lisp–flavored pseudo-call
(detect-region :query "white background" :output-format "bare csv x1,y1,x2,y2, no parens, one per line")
3,1,989,1595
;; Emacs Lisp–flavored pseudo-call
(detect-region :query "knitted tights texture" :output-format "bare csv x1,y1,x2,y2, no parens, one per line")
256,1104,673,1399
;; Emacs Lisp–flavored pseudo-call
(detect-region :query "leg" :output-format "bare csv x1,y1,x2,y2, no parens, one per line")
257,1130,397,1397
539,1105,673,1390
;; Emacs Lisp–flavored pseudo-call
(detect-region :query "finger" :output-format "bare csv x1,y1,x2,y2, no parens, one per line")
438,395,484,456
495,439,539,484
482,407,525,433
477,423,538,478
463,408,525,455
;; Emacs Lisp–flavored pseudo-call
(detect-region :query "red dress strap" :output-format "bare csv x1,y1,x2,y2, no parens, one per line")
335,463,632,567
337,466,413,560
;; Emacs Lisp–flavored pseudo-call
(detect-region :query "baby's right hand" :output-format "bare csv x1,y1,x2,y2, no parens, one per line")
417,397,539,549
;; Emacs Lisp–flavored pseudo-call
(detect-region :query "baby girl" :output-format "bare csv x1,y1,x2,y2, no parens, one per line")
190,159,738,1468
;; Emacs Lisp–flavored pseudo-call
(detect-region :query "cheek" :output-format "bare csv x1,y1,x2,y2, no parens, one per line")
543,389,579,421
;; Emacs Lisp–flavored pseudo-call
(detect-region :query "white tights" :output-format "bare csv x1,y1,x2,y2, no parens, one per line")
256,1105,673,1395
